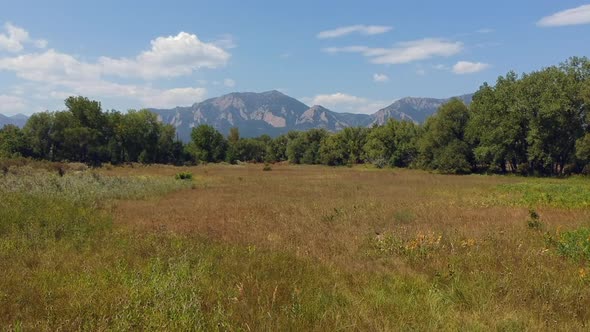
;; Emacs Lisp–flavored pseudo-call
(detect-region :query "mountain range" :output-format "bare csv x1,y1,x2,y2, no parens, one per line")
0,91,473,140
151,90,473,141
0,113,28,128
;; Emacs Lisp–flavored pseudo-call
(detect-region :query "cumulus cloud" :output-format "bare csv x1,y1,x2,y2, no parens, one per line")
538,4,590,27
140,87,207,108
0,49,101,82
0,22,47,53
0,94,27,113
323,38,463,64
99,32,230,79
317,25,392,39
0,29,225,111
303,92,391,114
223,78,236,87
373,73,389,82
452,61,490,74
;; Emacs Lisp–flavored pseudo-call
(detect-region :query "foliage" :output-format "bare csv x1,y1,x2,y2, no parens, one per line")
189,124,227,163
4,56,590,176
0,168,190,204
175,172,193,180
497,178,590,208
553,228,590,262
365,119,420,167
418,98,473,173
527,209,543,230
468,57,590,175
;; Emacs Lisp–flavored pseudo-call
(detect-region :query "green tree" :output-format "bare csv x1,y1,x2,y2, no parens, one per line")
0,125,29,157
286,129,328,164
418,98,473,174
364,119,420,167
23,112,55,159
189,124,227,162
118,109,162,163
266,134,289,162
467,73,528,172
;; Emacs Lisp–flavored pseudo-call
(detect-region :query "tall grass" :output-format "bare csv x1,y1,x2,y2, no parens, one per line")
0,168,191,205
2,164,590,330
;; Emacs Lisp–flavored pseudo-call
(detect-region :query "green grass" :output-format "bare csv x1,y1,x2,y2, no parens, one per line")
0,168,192,205
3,165,590,330
497,177,590,209
552,228,590,262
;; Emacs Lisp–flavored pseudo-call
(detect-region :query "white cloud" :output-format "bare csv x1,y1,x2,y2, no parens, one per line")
212,34,237,49
433,64,449,70
99,32,230,79
538,4,590,27
0,49,101,82
140,87,207,108
317,25,392,39
452,61,490,74
223,78,236,87
0,95,27,113
0,22,47,53
323,38,463,64
373,73,389,82
303,92,391,114
0,29,222,111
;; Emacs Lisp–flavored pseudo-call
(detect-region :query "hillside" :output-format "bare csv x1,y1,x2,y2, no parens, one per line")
150,91,472,141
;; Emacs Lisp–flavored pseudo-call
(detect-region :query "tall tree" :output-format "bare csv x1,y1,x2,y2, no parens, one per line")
364,119,420,167
418,98,473,174
189,124,227,162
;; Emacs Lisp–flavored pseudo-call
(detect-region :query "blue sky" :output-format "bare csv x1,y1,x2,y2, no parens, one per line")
0,0,589,115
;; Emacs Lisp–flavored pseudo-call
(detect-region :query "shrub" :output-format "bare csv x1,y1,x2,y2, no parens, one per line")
263,163,272,171
373,158,387,169
393,210,415,224
527,209,543,230
175,172,193,180
555,228,590,261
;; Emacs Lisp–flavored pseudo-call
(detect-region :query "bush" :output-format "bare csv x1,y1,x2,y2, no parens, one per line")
175,172,193,180
555,228,590,261
527,209,543,230
373,158,387,169
262,163,272,171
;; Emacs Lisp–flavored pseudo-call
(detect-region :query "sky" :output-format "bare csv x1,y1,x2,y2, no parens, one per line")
0,0,589,116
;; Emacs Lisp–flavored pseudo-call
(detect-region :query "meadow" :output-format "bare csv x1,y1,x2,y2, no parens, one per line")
2,162,590,331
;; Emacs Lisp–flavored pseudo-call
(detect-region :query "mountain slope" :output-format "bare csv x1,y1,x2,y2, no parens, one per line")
0,114,28,128
150,91,473,141
370,94,473,125
152,90,313,140
295,105,369,131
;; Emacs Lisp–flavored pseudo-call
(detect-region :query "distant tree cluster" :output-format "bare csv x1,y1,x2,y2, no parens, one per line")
0,96,187,165
1,57,589,176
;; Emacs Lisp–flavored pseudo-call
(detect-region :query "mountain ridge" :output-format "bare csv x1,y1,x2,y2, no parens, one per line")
150,90,472,141
0,113,28,128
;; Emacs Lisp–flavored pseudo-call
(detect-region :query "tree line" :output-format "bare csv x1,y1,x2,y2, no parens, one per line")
1,57,589,176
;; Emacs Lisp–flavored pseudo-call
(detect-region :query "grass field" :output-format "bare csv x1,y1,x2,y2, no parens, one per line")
2,163,590,330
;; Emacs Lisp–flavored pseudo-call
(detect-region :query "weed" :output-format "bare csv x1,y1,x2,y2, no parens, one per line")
555,228,590,262
393,210,415,224
175,172,193,180
527,209,543,230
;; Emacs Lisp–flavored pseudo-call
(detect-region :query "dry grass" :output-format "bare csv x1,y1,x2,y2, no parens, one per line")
112,165,589,266
3,163,590,330
108,164,590,329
